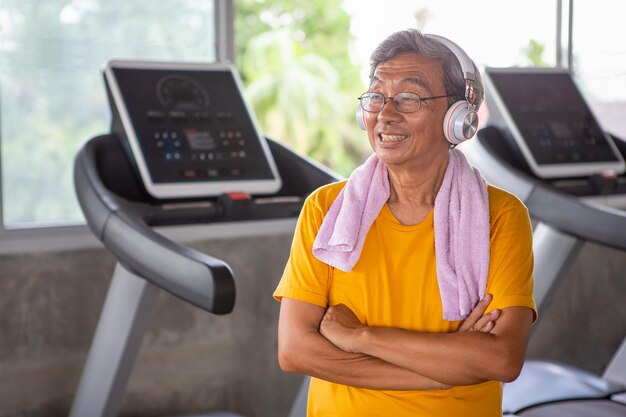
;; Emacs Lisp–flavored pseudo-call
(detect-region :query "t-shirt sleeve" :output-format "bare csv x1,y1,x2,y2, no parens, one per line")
485,192,538,323
273,190,332,308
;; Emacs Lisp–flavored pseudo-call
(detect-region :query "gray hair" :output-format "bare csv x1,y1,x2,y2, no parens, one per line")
369,29,484,109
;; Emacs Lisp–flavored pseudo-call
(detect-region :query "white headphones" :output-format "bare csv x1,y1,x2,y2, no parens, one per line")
356,33,479,145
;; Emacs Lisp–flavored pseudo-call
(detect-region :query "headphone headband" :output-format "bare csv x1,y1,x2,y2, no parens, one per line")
424,33,479,144
424,33,477,109
424,34,475,82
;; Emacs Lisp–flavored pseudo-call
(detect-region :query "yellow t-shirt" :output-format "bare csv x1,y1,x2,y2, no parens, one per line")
274,180,536,417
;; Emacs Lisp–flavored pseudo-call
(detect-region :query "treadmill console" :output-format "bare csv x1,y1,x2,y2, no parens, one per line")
485,68,625,179
104,60,281,199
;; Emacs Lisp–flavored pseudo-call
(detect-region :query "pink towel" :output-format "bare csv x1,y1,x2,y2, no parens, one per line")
313,149,490,321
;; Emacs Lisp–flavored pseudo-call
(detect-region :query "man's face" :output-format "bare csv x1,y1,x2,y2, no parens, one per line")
364,53,450,168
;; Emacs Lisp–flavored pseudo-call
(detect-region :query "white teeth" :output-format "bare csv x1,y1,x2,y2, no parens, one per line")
380,134,407,142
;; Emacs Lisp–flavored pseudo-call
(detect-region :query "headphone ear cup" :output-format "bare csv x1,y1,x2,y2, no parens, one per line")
443,100,479,145
356,105,366,130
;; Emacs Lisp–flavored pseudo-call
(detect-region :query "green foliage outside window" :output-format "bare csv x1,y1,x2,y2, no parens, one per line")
235,0,370,177
522,39,549,67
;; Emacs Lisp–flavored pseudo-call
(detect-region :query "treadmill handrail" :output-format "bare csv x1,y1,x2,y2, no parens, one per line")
74,135,235,314
465,128,626,251
525,185,626,251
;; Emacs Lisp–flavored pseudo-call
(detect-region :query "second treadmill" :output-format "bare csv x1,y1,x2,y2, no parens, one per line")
463,67,626,416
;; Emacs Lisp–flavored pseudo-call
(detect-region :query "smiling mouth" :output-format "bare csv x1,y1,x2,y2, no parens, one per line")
379,134,408,143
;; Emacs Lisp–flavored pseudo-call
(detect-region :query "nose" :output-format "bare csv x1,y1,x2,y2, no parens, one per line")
376,97,402,124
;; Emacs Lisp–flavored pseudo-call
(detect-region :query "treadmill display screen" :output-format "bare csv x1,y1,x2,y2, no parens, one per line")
105,62,282,198
486,69,624,178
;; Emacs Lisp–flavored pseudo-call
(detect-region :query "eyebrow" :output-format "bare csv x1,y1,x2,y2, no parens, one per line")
402,76,429,89
370,76,430,90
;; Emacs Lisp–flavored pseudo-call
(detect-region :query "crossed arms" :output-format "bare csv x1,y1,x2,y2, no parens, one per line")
278,294,533,390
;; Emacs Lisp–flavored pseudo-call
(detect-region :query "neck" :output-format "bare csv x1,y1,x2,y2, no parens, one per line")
387,150,450,207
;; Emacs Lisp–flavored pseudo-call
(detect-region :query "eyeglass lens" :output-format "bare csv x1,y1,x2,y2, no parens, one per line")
360,92,421,113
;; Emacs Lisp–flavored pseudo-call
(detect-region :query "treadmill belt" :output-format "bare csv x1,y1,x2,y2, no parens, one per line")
518,399,626,417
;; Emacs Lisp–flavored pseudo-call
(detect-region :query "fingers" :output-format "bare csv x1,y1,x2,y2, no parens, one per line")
323,303,345,319
323,304,353,324
473,308,500,329
469,294,493,321
458,294,493,332
470,309,501,333
481,320,494,333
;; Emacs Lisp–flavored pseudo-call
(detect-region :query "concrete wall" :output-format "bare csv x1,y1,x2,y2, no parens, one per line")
0,232,302,417
527,241,626,375
0,228,625,416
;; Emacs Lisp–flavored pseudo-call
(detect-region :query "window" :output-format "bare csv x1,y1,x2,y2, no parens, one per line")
0,0,217,228
571,0,626,140
345,0,558,79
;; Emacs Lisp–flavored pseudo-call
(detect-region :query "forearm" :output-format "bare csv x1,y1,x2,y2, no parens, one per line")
360,327,517,385
280,327,449,391
320,305,533,386
320,301,532,386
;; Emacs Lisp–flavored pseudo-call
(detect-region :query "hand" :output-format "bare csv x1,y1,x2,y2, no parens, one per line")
457,294,501,333
320,304,364,353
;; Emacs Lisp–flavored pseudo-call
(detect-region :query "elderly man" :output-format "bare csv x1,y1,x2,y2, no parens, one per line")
274,29,536,417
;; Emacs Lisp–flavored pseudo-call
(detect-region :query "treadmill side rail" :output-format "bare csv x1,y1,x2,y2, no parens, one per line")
532,223,583,312
70,263,158,417
604,337,626,387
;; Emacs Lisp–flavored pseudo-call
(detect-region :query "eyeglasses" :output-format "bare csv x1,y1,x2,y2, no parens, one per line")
358,92,453,113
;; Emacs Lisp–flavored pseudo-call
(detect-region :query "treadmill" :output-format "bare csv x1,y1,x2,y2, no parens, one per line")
463,67,626,416
70,61,339,417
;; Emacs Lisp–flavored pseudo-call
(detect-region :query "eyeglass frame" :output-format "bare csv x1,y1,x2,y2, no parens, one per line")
357,91,454,113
